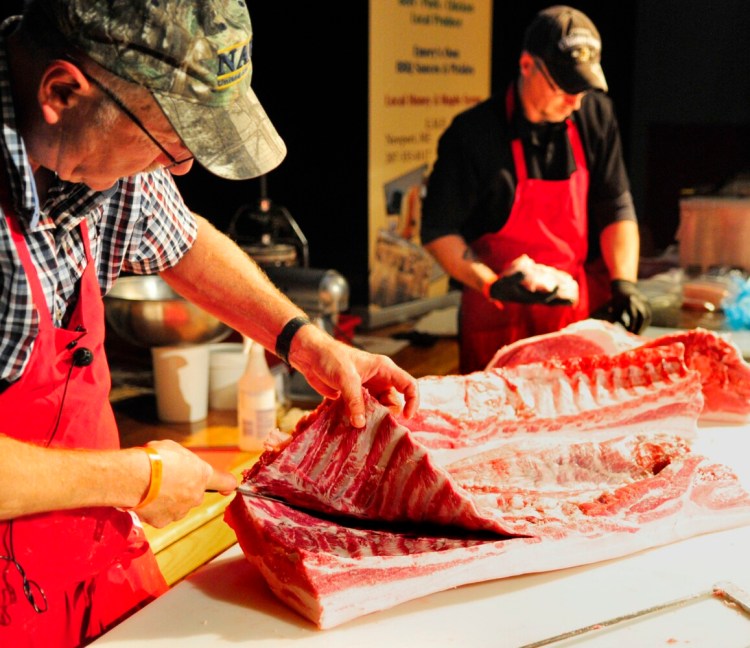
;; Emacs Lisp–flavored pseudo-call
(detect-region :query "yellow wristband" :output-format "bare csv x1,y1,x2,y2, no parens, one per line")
133,446,163,509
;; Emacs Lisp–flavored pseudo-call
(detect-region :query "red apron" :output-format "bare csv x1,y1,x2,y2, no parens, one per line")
459,86,593,373
0,213,167,647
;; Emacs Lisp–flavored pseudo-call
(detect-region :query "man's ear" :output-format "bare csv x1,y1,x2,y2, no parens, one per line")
38,60,92,125
518,51,535,78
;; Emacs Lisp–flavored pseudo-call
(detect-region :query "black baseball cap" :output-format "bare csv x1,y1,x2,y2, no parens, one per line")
523,5,608,94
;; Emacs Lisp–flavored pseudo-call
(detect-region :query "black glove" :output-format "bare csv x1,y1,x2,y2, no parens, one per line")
591,279,652,334
487,272,574,306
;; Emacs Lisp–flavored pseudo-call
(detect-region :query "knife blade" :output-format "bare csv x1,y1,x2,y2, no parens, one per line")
234,484,294,505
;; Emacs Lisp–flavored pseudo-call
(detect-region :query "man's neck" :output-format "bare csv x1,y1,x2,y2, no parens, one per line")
33,167,56,204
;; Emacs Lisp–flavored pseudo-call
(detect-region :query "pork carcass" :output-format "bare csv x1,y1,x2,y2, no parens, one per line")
486,320,750,422
227,455,750,630
224,343,750,628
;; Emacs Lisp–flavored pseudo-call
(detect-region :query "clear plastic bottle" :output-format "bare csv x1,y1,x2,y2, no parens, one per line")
237,341,277,452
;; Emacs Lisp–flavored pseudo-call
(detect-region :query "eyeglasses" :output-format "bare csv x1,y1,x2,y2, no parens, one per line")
71,61,194,169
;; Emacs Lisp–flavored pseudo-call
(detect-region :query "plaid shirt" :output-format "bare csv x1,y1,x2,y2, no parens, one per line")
0,19,197,383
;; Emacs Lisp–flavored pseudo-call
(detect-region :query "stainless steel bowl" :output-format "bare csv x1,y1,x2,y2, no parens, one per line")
104,275,232,347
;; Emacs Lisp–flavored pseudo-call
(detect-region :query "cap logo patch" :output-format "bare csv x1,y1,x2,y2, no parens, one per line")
217,38,251,90
558,28,600,61
572,46,591,63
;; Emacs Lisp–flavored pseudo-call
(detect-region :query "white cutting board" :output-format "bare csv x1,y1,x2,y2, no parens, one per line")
93,425,750,647
93,536,750,648
90,535,750,647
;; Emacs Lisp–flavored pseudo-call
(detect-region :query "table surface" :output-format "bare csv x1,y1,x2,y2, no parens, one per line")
101,319,750,644
93,423,750,647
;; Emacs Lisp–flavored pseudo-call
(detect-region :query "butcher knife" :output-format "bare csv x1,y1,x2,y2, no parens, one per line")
232,484,504,538
235,484,294,505
233,484,383,526
520,581,750,647
234,484,365,521
207,485,291,504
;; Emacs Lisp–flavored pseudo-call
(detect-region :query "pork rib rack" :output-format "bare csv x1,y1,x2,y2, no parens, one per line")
486,319,750,422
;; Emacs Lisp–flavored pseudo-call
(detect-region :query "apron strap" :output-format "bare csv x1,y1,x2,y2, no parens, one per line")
6,213,53,330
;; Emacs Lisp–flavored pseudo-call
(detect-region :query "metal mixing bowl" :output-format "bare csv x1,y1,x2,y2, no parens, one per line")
104,275,232,347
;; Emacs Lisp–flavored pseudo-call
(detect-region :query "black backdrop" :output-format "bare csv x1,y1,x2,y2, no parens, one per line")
183,3,637,306
0,3,660,307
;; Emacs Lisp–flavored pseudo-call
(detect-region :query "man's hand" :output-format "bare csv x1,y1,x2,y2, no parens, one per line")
591,279,652,334
287,325,419,429
485,272,574,306
133,440,237,529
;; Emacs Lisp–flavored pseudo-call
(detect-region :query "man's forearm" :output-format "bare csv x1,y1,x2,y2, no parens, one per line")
160,215,307,352
599,220,640,282
424,234,497,292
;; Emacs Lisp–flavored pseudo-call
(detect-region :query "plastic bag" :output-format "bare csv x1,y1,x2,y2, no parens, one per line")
723,276,750,330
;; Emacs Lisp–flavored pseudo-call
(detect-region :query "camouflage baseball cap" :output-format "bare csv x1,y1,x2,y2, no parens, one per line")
33,0,286,180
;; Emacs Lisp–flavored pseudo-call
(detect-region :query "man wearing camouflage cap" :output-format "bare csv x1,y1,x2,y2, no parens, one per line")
421,5,652,373
0,1,418,644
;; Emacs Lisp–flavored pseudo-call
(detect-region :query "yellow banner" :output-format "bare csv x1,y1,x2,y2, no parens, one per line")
368,0,492,309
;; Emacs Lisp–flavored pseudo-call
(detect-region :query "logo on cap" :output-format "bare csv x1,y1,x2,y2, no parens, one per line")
217,38,252,90
558,28,601,63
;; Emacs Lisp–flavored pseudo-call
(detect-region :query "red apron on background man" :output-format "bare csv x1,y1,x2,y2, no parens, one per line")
0,213,166,647
459,87,594,374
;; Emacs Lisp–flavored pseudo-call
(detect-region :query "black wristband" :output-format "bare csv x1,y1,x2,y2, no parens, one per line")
275,316,312,365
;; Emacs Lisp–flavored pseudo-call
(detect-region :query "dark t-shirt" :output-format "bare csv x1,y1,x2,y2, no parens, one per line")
420,83,636,261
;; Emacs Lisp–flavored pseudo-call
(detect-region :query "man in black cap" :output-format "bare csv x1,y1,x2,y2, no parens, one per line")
0,0,418,644
421,5,651,373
